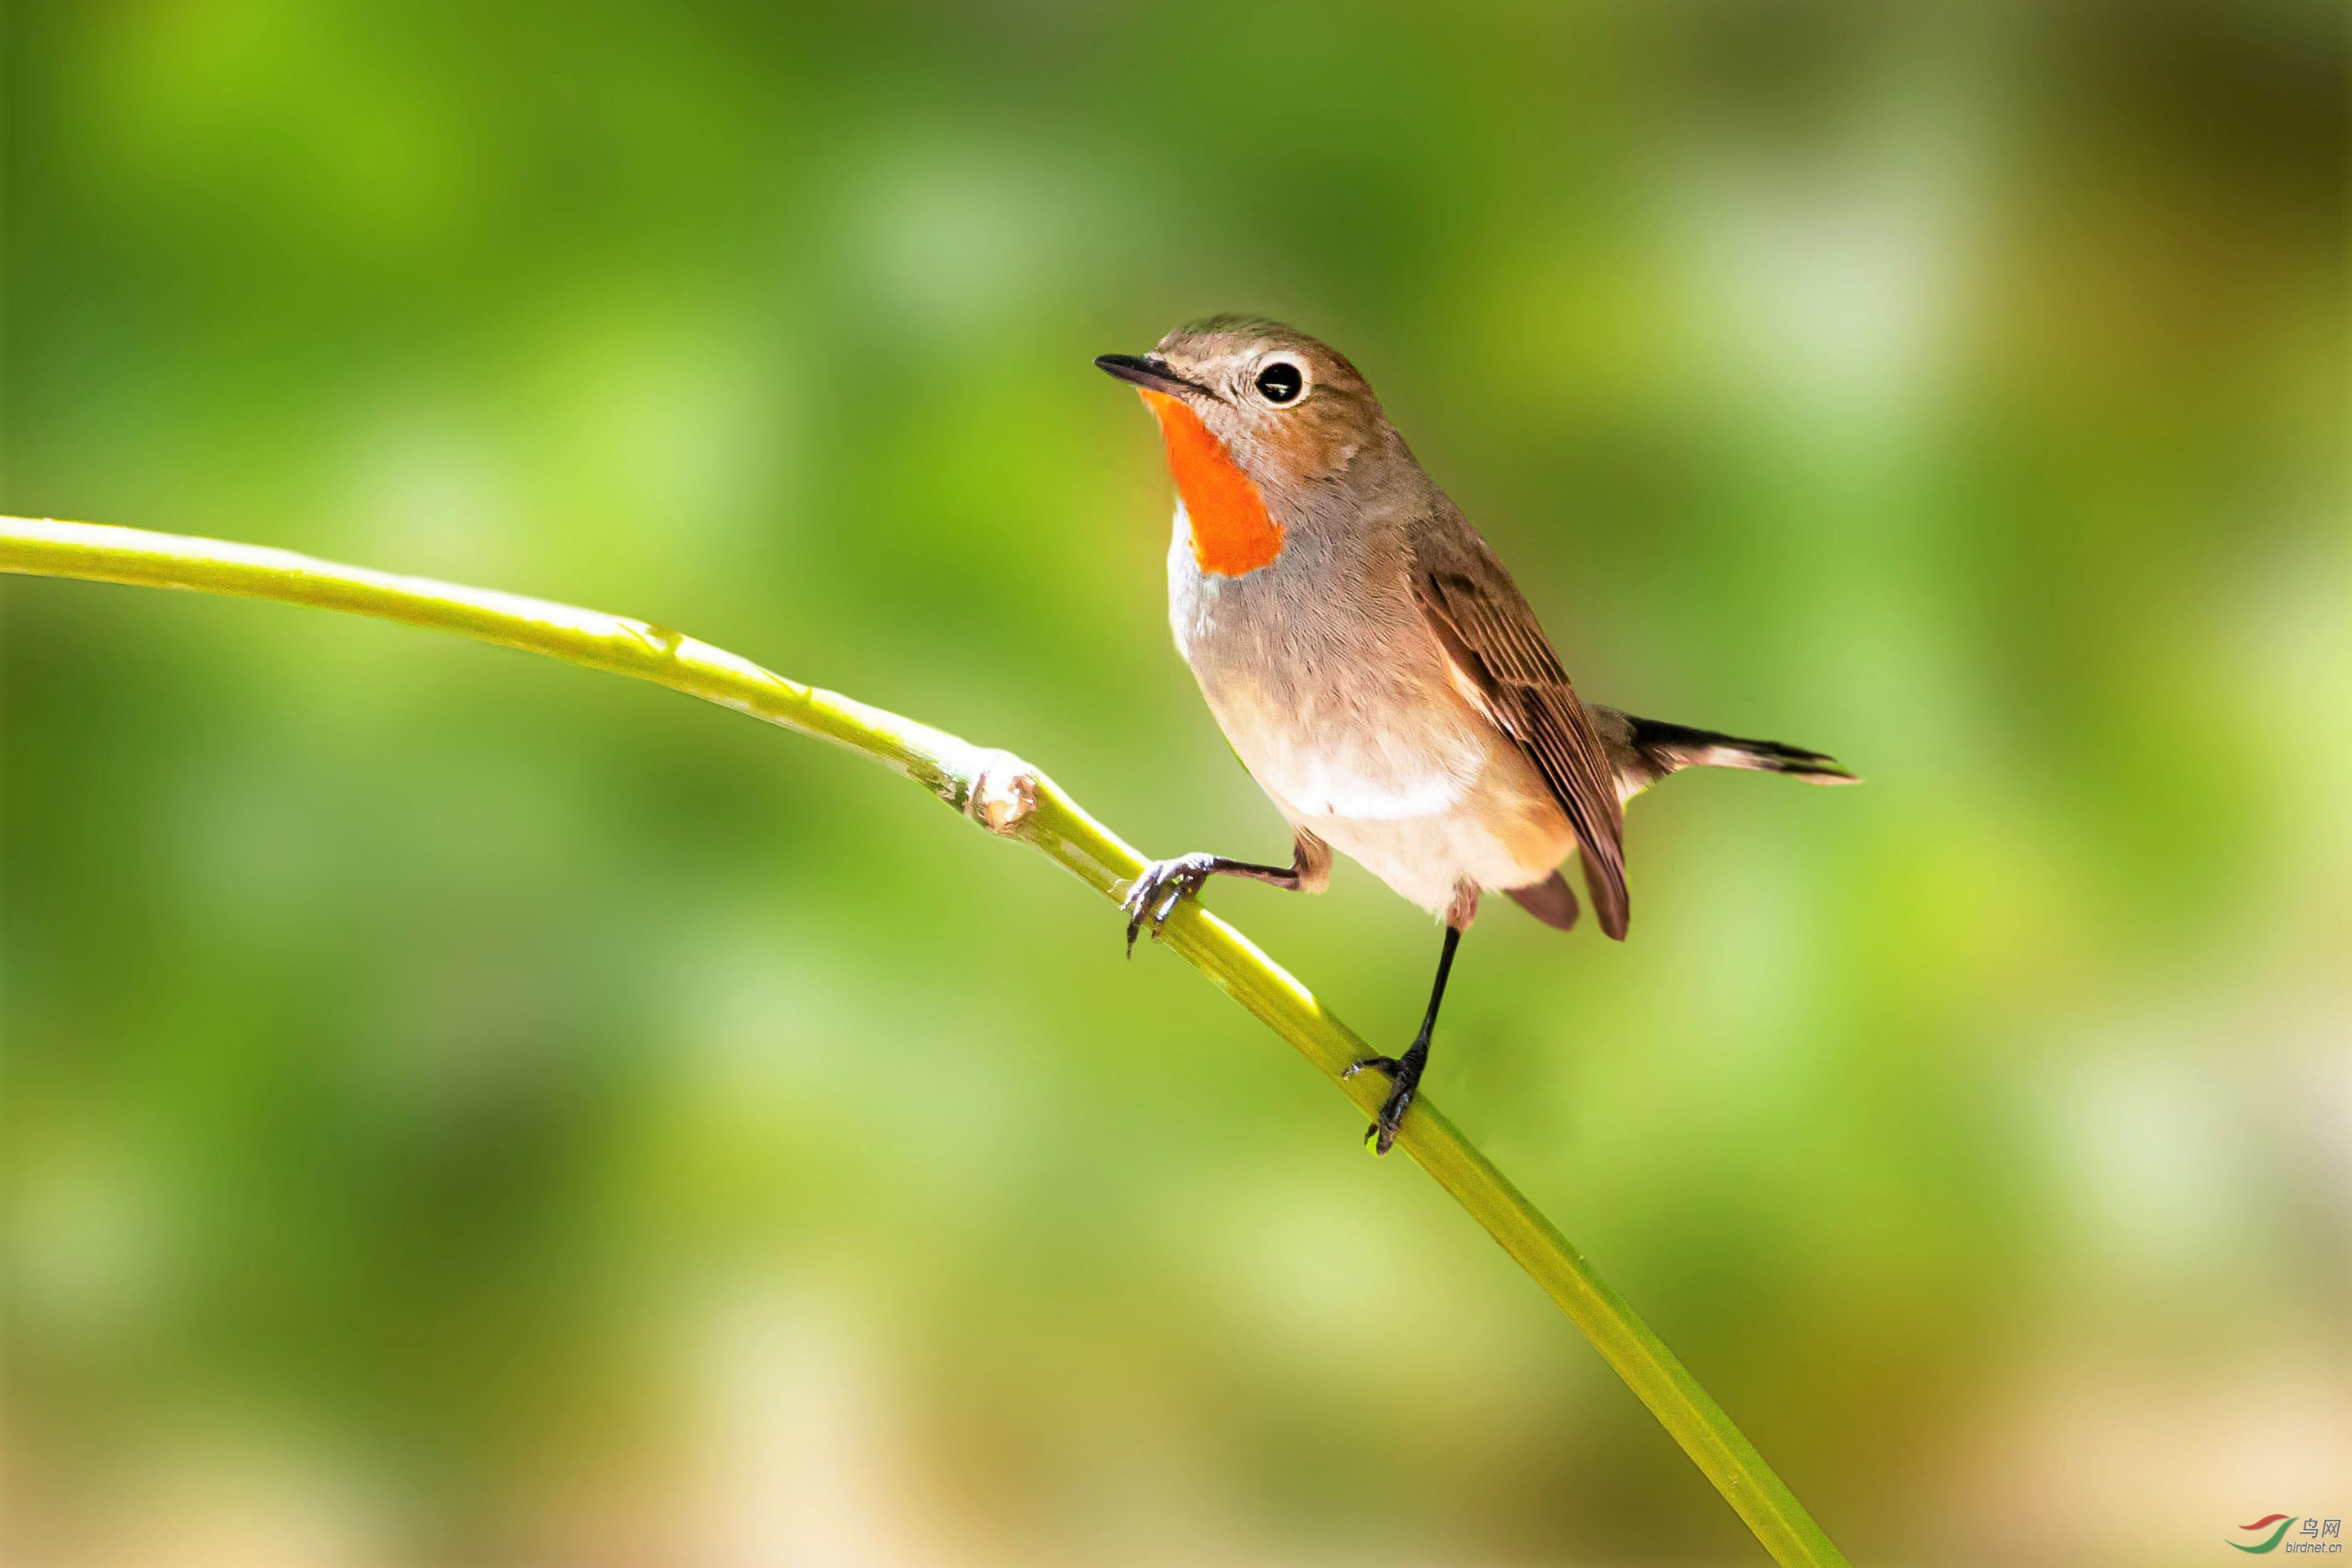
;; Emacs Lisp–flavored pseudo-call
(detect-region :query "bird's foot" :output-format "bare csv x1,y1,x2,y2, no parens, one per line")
1121,852,1218,956
1342,1041,1428,1155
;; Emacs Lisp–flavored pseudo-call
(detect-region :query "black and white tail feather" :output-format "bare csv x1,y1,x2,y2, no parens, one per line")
1615,712,1859,790
1503,706,1856,932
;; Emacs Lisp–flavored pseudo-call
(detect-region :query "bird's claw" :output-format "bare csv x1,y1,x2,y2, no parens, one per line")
1121,853,1216,957
1342,1049,1426,1155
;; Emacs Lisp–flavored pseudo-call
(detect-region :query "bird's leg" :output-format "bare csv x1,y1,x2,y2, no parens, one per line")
1122,830,1329,955
1344,908,1468,1155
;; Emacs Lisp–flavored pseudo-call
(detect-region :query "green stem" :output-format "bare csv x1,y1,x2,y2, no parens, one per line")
0,515,1847,1567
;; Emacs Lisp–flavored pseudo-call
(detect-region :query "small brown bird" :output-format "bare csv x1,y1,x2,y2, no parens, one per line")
1098,317,1855,1152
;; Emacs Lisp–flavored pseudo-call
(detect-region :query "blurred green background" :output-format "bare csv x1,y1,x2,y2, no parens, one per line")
3,2,2345,1564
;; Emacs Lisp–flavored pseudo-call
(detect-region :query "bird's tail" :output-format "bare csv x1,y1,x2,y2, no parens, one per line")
1621,715,1860,787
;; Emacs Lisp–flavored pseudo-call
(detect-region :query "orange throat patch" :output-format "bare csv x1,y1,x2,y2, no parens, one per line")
1139,389,1285,577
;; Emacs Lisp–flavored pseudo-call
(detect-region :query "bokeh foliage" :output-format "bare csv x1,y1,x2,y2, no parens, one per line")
5,2,2345,1563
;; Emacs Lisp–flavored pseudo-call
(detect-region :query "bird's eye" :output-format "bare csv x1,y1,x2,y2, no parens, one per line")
1254,359,1306,405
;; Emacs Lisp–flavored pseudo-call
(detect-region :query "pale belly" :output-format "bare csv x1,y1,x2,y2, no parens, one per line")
1166,501,1576,915
1187,637,1576,915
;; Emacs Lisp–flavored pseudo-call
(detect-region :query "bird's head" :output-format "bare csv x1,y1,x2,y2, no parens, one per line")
1096,317,1397,576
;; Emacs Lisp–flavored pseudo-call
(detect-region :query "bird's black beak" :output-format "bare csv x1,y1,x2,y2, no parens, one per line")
1095,353,1208,398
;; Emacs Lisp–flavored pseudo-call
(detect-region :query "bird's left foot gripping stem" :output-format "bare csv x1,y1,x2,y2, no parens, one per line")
1342,1040,1428,1156
1120,833,1330,956
1343,919,1465,1156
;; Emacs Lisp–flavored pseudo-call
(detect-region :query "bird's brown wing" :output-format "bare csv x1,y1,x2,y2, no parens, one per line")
1410,535,1630,940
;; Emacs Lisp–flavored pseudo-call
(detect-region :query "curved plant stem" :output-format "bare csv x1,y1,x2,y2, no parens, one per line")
0,515,1848,1567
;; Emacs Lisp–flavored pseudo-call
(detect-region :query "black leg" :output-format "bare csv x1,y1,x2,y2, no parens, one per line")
1121,832,1329,955
1342,924,1463,1154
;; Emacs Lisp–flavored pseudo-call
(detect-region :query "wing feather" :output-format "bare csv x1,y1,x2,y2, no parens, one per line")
1411,560,1630,939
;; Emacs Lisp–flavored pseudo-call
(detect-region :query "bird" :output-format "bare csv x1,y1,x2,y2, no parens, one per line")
1095,317,1855,1152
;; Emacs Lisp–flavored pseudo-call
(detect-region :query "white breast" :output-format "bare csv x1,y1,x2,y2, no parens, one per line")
1163,499,1572,914
1207,684,1481,821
